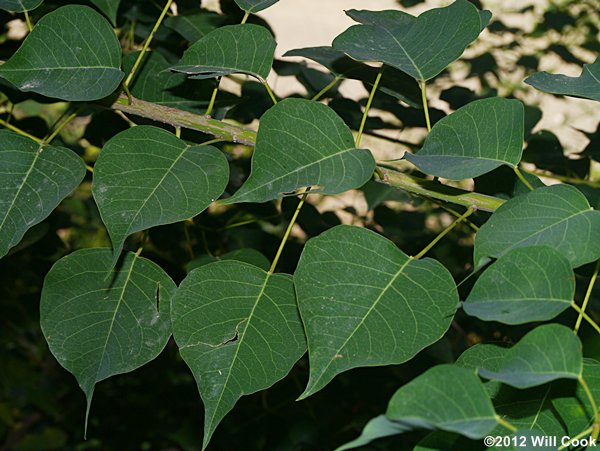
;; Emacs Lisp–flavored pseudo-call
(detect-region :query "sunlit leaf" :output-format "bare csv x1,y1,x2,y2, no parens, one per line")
40,249,175,426
223,99,375,204
405,98,524,180
171,24,276,80
295,225,458,398
525,56,600,102
386,365,498,439
474,184,600,268
0,5,124,101
0,131,85,259
92,125,229,263
234,0,279,13
332,0,485,81
172,260,306,450
463,246,574,324
478,324,583,388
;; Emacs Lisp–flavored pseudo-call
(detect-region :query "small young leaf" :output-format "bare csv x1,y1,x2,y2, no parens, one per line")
92,126,229,263
405,98,524,180
474,184,600,268
332,0,485,82
294,225,458,398
0,131,85,259
478,324,583,388
172,260,306,450
40,249,176,427
90,0,121,25
171,24,276,80
223,99,375,204
0,5,124,101
525,56,600,102
386,365,498,439
0,0,42,12
335,415,411,451
463,246,575,324
234,0,279,13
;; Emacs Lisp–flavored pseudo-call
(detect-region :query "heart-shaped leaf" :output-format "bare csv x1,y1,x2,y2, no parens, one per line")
0,5,124,101
463,246,575,324
405,98,524,180
123,51,221,114
0,131,85,259
474,184,600,268
335,415,411,451
172,260,306,450
171,24,276,81
92,125,229,263
40,248,176,427
234,0,279,13
478,324,583,389
165,11,224,43
386,365,498,439
294,225,458,398
0,0,42,12
332,0,486,81
90,0,121,25
223,99,375,204
525,56,600,102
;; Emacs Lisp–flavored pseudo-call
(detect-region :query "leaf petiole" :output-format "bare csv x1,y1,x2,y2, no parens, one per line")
413,206,474,259
574,259,600,334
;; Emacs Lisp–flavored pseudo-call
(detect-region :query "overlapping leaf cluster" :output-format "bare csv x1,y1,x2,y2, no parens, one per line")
1,0,599,449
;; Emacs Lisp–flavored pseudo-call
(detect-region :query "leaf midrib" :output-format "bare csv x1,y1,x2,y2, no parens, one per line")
308,257,412,392
205,271,272,440
0,143,42,240
234,145,361,200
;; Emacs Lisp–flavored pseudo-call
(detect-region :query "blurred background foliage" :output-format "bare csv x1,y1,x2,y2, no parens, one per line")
0,0,599,449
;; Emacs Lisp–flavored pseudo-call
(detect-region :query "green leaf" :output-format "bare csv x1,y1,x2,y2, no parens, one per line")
90,0,120,25
0,0,42,12
386,364,498,439
294,225,458,398
405,98,524,180
335,415,410,451
478,324,583,389
283,46,421,107
332,0,485,81
463,246,575,324
40,248,175,427
223,99,375,204
474,184,600,268
456,344,508,374
0,131,85,259
165,11,224,42
234,0,279,13
92,125,229,263
186,248,270,272
525,56,600,102
171,260,306,450
553,359,600,435
0,5,124,101
123,51,219,115
171,24,276,80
